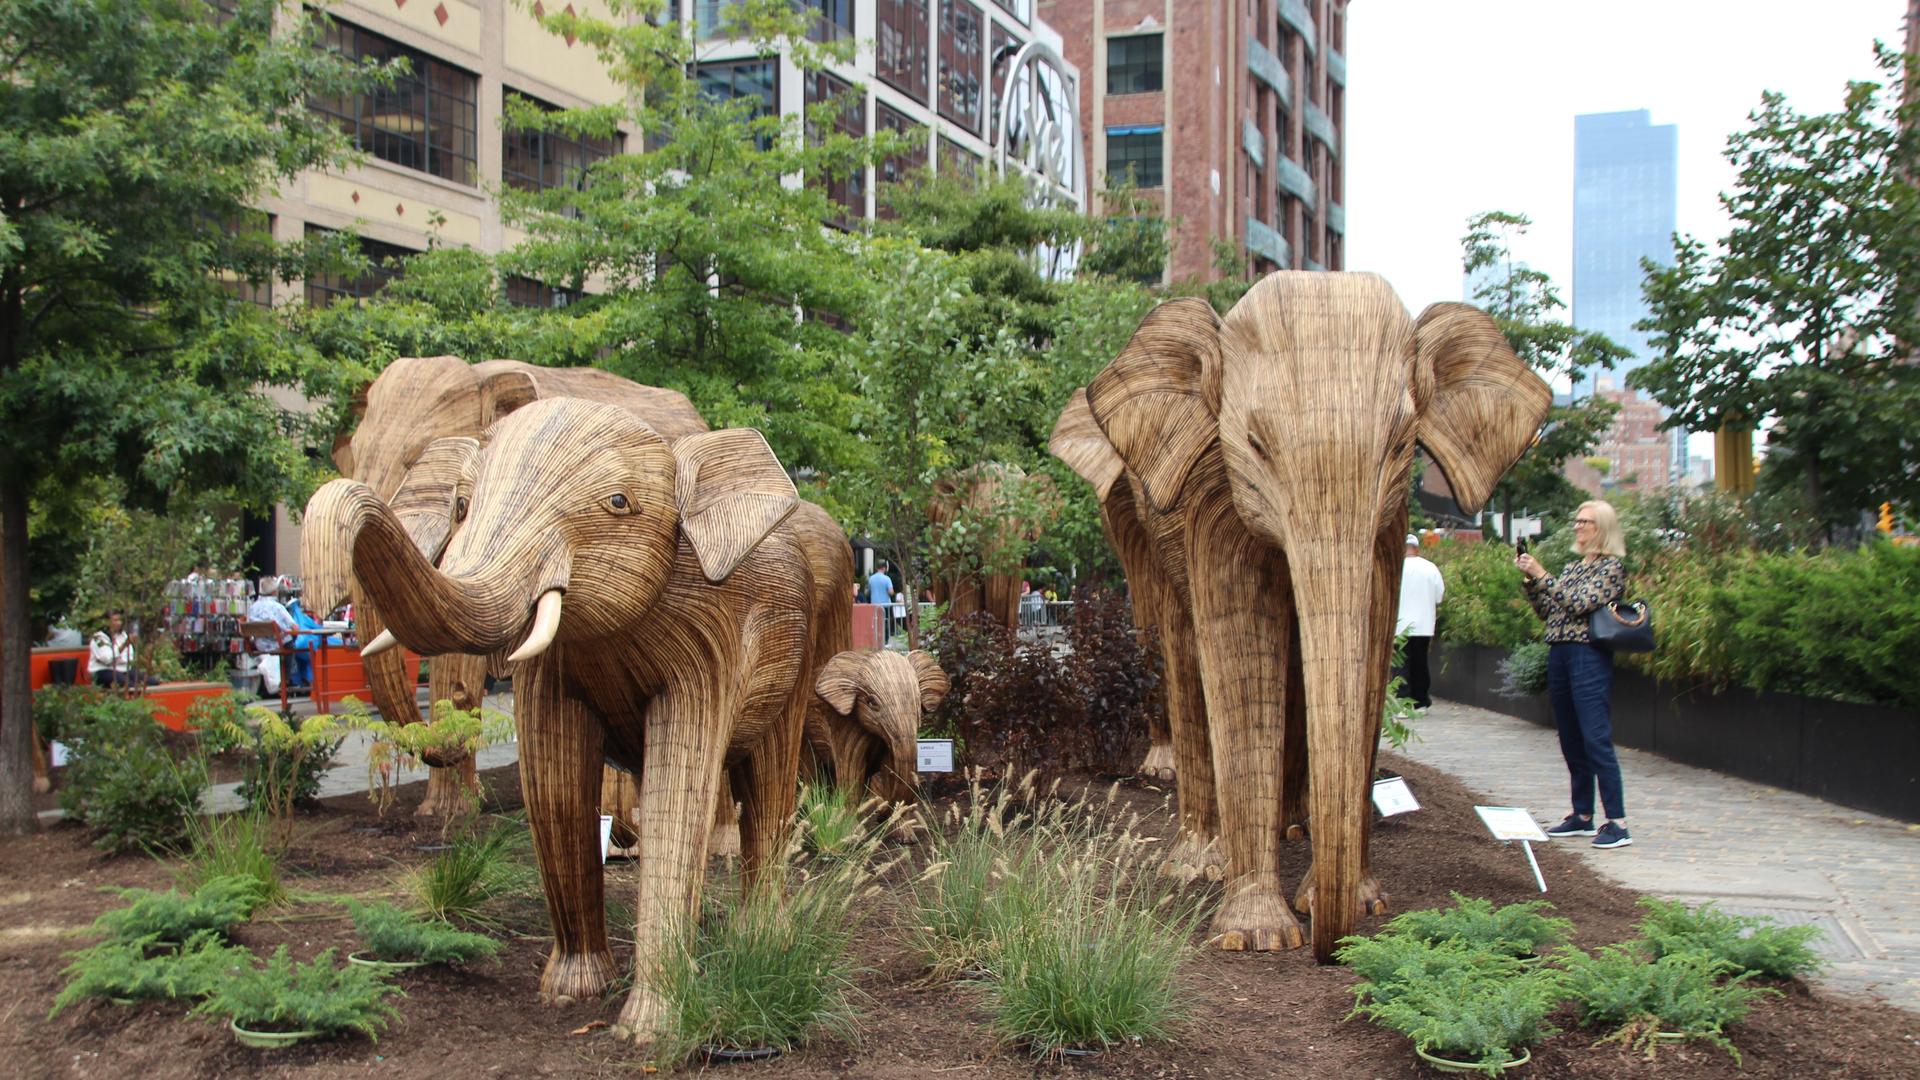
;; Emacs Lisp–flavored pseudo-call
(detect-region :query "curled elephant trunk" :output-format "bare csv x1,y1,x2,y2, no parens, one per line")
304,479,539,659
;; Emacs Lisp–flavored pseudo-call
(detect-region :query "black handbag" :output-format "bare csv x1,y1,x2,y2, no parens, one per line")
1589,600,1655,653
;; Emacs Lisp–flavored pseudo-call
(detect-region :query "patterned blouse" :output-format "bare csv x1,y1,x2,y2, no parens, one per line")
1523,556,1625,644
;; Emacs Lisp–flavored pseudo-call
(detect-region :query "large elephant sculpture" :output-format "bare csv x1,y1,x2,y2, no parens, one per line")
307,355,709,815
926,463,1053,629
306,399,833,1040
1051,273,1549,960
811,648,949,804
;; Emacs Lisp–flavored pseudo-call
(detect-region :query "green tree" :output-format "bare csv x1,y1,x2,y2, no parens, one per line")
1635,46,1920,539
0,0,377,833
1462,211,1628,537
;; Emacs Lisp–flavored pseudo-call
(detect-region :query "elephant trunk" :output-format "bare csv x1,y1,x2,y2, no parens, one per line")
1294,557,1382,962
304,479,532,659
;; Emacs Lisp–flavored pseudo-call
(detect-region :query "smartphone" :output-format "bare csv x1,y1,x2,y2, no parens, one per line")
1515,537,1529,557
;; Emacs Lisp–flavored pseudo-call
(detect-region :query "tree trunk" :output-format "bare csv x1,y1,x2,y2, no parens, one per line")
0,477,36,834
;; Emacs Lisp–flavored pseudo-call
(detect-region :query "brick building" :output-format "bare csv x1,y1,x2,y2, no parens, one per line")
1041,0,1349,283
1564,380,1676,497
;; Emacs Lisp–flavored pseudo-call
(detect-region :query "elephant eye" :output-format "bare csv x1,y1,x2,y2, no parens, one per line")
608,492,631,514
1246,434,1270,461
454,497,468,523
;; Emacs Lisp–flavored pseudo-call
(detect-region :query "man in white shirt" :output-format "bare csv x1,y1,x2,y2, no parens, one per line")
1396,534,1445,709
87,609,144,690
248,577,298,694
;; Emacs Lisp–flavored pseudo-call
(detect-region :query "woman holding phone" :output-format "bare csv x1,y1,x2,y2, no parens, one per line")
1516,501,1631,849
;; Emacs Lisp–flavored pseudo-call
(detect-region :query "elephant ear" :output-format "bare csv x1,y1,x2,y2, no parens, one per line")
672,428,800,582
1085,298,1224,513
476,362,540,425
1413,303,1553,515
331,381,371,475
1048,388,1126,501
814,651,870,715
387,437,481,563
907,649,950,712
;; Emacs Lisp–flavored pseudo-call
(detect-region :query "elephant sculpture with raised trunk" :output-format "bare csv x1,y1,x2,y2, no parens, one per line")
1051,272,1550,960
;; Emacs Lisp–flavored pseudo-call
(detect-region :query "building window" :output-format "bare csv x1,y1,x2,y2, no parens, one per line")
987,0,1030,24
877,0,930,103
939,136,981,184
938,0,985,134
304,227,412,307
219,212,274,309
1106,125,1163,189
801,0,854,44
1326,228,1341,271
875,101,927,218
312,18,478,186
504,275,583,309
1106,33,1162,95
806,70,868,226
1300,201,1318,266
696,59,779,149
503,91,619,197
988,21,1017,146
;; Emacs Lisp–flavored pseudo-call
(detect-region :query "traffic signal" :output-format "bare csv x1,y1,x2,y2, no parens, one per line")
1879,502,1894,533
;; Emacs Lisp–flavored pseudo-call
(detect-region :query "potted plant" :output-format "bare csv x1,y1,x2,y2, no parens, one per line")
1348,964,1561,1075
1556,943,1774,1061
346,900,500,973
1373,892,1572,963
195,945,402,1048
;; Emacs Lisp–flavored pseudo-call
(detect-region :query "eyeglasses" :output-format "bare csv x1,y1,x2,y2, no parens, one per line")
1573,518,1596,526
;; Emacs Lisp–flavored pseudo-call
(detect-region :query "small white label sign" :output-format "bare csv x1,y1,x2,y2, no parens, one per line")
916,739,954,773
598,814,613,864
1474,805,1550,843
1372,776,1420,817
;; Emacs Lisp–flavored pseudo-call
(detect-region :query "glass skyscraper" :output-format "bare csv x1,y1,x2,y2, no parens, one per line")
1572,109,1679,473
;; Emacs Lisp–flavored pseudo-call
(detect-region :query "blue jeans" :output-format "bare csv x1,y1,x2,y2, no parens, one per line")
1547,642,1624,821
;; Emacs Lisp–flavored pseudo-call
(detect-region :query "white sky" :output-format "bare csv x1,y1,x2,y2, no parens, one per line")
1344,0,1907,463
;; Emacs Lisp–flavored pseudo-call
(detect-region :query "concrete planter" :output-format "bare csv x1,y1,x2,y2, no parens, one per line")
1433,643,1920,824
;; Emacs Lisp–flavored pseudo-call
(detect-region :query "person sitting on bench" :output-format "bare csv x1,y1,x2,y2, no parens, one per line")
87,610,148,691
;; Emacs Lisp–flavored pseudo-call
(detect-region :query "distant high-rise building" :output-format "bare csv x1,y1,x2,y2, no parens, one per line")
1572,109,1679,476
1043,0,1350,283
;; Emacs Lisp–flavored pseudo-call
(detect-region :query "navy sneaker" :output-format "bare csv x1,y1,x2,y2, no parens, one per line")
1544,814,1597,838
1592,821,1633,849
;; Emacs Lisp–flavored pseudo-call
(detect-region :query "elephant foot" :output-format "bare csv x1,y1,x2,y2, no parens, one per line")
1158,832,1225,883
1137,743,1177,782
1293,875,1389,920
612,984,669,1046
708,817,742,861
416,762,480,818
1209,888,1305,952
539,949,617,1004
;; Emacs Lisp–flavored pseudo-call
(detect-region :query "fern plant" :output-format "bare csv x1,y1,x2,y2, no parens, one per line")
1634,897,1825,979
349,901,501,965
49,931,250,1016
1376,893,1572,960
1348,965,1562,1075
193,946,403,1038
1557,943,1775,1061
1337,934,1526,1006
92,875,266,944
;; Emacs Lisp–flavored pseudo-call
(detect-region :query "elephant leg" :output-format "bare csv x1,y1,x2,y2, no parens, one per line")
1189,503,1302,951
1158,582,1222,880
984,572,1021,631
615,691,729,1044
601,764,642,856
30,727,50,794
516,656,615,1002
419,653,487,817
1282,624,1309,841
708,785,742,862
1102,491,1176,781
737,690,806,889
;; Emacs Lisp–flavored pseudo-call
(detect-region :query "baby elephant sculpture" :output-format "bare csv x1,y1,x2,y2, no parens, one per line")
305,398,832,1042
811,649,949,804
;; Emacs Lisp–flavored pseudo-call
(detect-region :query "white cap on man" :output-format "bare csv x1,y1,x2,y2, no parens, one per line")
1405,533,1420,547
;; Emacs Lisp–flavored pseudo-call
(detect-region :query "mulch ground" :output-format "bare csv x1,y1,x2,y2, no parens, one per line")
1,754,1914,1079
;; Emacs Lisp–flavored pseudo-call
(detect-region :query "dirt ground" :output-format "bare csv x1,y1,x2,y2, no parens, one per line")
1,755,1914,1080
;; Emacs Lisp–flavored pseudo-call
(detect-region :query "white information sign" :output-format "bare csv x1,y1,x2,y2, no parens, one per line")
1473,805,1550,893
1371,776,1420,817
598,814,613,865
916,739,954,773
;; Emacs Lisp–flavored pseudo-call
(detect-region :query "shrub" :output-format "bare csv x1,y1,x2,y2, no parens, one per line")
797,782,864,859
50,930,251,1016
56,694,208,853
1348,965,1562,1074
173,810,286,907
404,816,538,926
232,710,344,827
1495,641,1549,698
1634,897,1825,979
348,901,500,966
1429,541,1540,650
1557,943,1773,1060
1337,934,1525,1006
31,683,110,744
341,697,514,815
194,945,403,1039
1376,893,1572,960
92,875,266,943
1059,587,1159,774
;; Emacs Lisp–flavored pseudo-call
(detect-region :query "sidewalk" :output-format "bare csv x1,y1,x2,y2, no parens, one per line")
1405,698,1920,1013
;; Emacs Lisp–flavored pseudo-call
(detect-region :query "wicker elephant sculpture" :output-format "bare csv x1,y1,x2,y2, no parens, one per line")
811,648,949,805
1051,273,1550,960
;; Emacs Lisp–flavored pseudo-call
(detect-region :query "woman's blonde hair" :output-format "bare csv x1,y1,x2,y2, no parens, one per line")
1575,500,1626,558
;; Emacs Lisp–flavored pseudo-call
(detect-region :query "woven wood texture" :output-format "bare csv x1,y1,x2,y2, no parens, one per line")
1060,273,1550,961
304,398,830,1041
814,649,949,803
927,463,1051,629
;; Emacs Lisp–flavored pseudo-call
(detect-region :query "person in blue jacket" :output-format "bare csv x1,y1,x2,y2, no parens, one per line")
285,593,337,694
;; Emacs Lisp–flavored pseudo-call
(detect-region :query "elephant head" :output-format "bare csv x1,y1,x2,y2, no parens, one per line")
1086,274,1550,958
814,649,949,803
306,398,797,665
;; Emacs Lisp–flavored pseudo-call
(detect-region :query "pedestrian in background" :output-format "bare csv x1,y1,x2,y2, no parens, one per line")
1396,534,1444,709
1518,500,1632,849
867,559,895,605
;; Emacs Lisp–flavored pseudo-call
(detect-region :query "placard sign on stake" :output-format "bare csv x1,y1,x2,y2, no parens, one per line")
1372,775,1420,817
1474,806,1550,893
598,814,613,865
916,739,954,773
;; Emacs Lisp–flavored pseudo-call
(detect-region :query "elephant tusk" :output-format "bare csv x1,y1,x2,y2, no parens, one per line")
360,629,400,658
507,589,564,663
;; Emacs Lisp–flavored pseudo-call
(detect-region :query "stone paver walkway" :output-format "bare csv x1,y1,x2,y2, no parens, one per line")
1404,699,1920,1013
